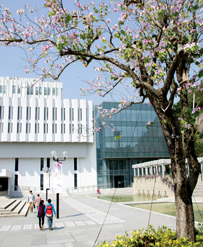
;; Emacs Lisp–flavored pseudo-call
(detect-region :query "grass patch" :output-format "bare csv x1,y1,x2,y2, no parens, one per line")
95,194,162,202
130,202,203,222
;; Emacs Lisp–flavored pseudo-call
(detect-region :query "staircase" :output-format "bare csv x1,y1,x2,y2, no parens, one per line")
0,197,29,217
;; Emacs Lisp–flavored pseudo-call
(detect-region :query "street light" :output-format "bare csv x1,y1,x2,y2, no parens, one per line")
42,167,52,201
50,150,68,219
50,150,68,162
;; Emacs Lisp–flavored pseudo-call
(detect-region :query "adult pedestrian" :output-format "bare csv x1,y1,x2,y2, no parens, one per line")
44,199,56,230
27,190,35,213
37,200,45,230
35,194,41,210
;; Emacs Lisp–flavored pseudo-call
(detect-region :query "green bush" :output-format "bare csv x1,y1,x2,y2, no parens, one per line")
96,225,203,247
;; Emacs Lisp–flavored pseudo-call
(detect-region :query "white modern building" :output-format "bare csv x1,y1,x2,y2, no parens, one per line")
0,77,97,196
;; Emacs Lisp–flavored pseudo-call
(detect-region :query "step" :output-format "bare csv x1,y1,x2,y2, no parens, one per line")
0,213,25,218
0,211,18,215
19,202,29,216
13,201,26,214
0,199,16,209
4,200,21,211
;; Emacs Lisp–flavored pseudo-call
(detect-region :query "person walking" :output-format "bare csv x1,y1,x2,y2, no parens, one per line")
37,200,45,230
35,194,41,210
44,199,56,230
27,191,35,213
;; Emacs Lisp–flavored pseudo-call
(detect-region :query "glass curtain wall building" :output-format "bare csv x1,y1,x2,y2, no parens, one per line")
96,102,170,188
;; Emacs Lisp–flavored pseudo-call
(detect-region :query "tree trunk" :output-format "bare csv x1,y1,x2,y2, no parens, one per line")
175,190,195,241
149,97,198,242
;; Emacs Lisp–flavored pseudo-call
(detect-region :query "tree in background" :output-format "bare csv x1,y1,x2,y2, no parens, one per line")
0,0,203,242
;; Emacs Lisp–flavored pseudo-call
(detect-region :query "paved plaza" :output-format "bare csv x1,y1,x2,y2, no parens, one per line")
0,194,177,247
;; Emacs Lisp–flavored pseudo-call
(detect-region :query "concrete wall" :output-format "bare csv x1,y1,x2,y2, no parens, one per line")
133,176,174,197
0,141,97,197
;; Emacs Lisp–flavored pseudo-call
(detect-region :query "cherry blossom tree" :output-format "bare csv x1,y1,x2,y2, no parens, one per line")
0,0,203,242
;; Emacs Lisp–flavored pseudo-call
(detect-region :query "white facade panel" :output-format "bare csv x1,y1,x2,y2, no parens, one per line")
0,77,97,196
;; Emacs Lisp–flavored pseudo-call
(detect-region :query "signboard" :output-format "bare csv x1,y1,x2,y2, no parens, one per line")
53,162,63,193
44,173,50,189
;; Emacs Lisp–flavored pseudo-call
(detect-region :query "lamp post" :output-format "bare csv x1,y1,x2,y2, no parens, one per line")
50,150,68,219
42,167,52,201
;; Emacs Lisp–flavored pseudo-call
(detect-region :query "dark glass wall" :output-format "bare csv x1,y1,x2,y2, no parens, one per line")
96,102,169,188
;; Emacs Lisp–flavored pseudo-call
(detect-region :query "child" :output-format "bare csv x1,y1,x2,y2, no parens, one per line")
38,200,45,230
44,199,56,230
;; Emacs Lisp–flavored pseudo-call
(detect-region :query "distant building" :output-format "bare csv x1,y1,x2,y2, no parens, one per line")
0,77,96,196
96,102,170,188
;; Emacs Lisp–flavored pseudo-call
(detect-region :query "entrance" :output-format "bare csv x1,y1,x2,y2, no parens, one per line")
114,175,124,188
0,177,8,191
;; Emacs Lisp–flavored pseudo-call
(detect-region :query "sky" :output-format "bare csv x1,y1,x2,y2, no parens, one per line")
0,0,118,105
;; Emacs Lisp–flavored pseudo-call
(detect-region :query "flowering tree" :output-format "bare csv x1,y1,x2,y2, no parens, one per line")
0,0,203,242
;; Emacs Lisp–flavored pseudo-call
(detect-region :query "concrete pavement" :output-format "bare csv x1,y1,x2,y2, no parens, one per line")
0,194,177,247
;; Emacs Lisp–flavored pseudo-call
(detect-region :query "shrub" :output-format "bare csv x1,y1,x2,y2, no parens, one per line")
96,225,203,247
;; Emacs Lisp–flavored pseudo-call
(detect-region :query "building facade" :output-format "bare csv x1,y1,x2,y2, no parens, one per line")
96,102,170,189
0,77,96,196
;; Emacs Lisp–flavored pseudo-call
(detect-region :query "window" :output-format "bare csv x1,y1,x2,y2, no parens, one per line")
52,88,56,96
26,123,28,133
44,107,46,120
38,123,39,133
61,124,65,134
18,86,21,94
44,123,46,134
52,108,57,121
52,124,54,134
47,158,50,168
0,106,3,119
29,123,31,133
35,107,40,120
40,174,43,190
27,87,33,95
64,108,65,120
56,88,59,96
14,175,18,191
15,158,18,171
17,123,19,133
72,108,74,121
12,85,15,94
78,124,82,134
74,158,77,171
18,107,20,120
20,123,22,133
36,87,42,95
35,107,37,120
0,85,6,94
55,124,57,134
35,123,37,133
8,106,13,120
1,123,3,133
44,107,48,120
40,158,44,171
47,124,48,133
78,108,82,121
8,123,10,133
55,108,57,120
70,124,74,133
74,174,77,189
52,108,54,120
26,107,29,120
69,108,71,121
44,87,50,96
